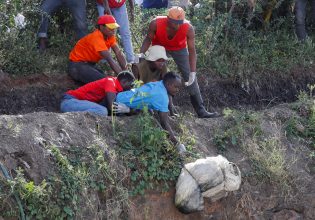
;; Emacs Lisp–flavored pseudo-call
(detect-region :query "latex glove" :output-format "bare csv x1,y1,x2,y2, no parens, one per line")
184,72,196,86
112,102,130,114
134,53,145,64
176,143,187,155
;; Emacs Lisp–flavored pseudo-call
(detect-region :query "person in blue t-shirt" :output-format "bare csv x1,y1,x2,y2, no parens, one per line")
113,71,186,153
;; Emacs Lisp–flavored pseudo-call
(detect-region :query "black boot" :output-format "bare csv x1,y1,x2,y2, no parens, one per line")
190,95,220,118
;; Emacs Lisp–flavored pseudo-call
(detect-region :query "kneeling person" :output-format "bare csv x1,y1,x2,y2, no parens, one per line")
60,71,135,116
68,15,127,84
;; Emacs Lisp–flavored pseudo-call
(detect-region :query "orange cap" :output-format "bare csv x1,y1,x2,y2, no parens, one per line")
168,6,185,24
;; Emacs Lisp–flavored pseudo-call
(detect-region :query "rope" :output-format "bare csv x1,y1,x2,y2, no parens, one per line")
0,162,26,220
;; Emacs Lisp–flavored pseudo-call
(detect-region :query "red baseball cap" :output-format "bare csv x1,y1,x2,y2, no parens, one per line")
97,15,120,29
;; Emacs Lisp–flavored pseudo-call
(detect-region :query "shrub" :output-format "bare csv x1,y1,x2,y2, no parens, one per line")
117,109,182,195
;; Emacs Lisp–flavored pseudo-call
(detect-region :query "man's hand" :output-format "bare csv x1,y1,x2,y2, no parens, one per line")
176,143,187,155
185,72,196,86
112,102,130,114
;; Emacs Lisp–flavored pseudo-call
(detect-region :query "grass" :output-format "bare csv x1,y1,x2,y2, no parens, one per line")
0,144,129,219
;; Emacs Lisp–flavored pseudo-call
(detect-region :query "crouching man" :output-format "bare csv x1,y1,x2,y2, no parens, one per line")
113,71,186,153
60,71,135,116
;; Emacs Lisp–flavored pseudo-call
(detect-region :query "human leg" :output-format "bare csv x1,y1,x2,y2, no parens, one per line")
68,61,105,84
60,94,108,116
96,3,105,16
66,0,87,40
168,49,219,118
294,0,307,41
111,4,135,63
37,0,63,50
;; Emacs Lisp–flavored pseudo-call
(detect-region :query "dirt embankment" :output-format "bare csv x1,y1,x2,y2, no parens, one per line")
1,66,315,115
0,69,315,219
0,107,314,219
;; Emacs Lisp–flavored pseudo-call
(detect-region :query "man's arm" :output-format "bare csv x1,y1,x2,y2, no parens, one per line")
131,63,140,80
100,50,122,74
105,92,117,112
127,0,134,23
112,44,127,70
140,19,157,54
187,25,197,72
102,0,112,15
159,111,178,144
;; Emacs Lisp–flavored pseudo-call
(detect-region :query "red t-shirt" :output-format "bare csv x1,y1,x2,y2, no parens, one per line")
69,29,116,63
152,16,190,51
66,77,123,102
96,0,126,8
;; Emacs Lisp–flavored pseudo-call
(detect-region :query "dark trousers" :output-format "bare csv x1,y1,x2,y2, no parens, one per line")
295,0,315,41
68,61,105,84
37,0,87,40
167,48,203,98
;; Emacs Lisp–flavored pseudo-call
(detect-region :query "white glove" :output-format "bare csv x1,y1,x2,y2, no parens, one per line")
134,53,145,64
112,102,130,114
176,143,187,155
184,72,196,86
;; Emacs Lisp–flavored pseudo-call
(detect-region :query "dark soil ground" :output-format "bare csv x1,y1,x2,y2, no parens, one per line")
1,66,315,115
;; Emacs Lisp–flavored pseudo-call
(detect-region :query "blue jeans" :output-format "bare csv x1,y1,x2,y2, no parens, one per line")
295,0,315,41
142,0,167,9
97,3,135,63
38,0,87,40
60,94,108,116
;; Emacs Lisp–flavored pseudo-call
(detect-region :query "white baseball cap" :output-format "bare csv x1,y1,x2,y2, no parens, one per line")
145,45,169,61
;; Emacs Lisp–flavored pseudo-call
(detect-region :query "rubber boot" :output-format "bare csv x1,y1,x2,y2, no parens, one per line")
190,94,220,118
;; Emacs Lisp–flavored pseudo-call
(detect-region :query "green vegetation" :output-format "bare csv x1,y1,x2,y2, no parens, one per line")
213,108,262,152
1,0,315,79
0,145,128,219
213,107,292,187
213,85,315,188
117,109,182,195
285,85,315,148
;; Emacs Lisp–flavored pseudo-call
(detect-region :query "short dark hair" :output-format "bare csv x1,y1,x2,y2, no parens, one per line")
117,71,135,82
162,71,181,84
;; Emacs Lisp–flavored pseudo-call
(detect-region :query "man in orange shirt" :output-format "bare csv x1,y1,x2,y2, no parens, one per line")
68,15,127,84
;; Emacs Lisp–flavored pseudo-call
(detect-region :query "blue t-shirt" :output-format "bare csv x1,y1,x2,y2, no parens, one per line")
143,0,168,9
116,81,169,112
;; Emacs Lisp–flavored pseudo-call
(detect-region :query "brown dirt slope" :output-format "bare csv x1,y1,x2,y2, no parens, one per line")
0,106,314,219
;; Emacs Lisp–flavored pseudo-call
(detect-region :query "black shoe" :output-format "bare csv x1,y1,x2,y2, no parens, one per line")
38,37,48,53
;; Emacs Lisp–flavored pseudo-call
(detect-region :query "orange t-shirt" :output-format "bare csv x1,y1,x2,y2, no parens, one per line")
69,29,117,63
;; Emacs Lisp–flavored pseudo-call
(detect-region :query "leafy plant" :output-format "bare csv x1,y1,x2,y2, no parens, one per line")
118,109,182,195
213,108,262,152
0,144,128,219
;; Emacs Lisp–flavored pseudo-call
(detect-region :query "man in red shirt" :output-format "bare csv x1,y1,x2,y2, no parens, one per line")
68,15,127,84
140,7,219,118
60,71,135,116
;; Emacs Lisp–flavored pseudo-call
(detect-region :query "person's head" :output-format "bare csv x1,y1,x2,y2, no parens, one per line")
163,71,182,96
117,71,135,91
167,6,185,31
145,45,168,70
97,15,119,38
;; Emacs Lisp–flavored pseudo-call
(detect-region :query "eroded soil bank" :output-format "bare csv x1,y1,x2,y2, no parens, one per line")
0,69,315,219
1,66,315,114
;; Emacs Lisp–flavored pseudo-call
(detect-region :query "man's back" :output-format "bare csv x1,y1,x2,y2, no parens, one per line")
116,81,169,112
